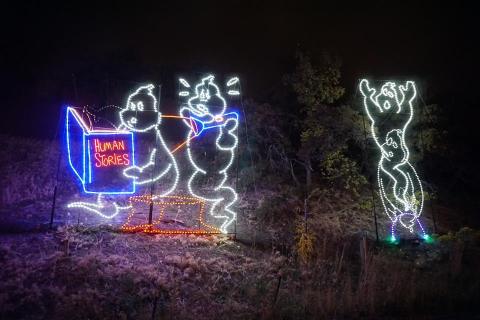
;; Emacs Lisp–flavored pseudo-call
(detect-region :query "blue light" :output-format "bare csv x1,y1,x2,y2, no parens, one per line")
87,139,92,183
66,108,84,183
190,111,239,137
65,107,136,195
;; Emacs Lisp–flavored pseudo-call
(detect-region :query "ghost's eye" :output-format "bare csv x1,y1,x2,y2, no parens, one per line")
392,142,398,148
130,102,136,111
137,101,144,111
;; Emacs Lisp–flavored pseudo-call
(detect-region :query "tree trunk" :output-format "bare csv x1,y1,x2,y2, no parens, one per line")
305,158,312,189
290,160,301,187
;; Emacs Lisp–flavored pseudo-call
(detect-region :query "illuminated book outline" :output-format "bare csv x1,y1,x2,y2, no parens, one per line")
65,107,136,194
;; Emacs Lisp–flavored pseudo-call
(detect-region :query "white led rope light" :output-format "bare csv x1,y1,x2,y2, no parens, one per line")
119,84,180,196
67,84,181,219
360,79,426,240
67,194,132,219
178,75,239,233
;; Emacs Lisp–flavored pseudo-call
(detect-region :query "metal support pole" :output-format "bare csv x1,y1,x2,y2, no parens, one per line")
50,107,64,229
234,117,240,239
430,200,437,233
418,91,438,234
148,84,162,225
49,186,58,229
362,112,379,242
240,92,257,195
148,187,154,225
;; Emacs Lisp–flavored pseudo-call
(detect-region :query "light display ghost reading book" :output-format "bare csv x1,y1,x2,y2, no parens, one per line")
65,75,240,234
65,107,136,194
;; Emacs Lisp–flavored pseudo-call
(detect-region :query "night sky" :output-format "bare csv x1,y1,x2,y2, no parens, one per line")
1,1,478,138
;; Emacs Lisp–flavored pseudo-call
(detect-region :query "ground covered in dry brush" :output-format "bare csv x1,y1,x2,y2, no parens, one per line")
1,226,479,319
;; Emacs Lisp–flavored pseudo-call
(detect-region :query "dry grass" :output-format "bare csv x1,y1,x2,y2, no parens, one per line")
0,136,53,205
0,226,286,320
0,226,479,319
2,135,479,319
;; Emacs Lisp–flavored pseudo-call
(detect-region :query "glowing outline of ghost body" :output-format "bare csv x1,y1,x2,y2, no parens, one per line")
119,84,180,197
360,79,426,238
178,75,239,234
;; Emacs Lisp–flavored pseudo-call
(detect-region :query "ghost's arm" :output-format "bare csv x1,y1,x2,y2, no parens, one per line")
400,81,417,104
397,81,416,127
360,79,382,120
123,149,171,185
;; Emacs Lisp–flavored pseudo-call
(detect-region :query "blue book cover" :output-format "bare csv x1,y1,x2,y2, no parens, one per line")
65,107,136,194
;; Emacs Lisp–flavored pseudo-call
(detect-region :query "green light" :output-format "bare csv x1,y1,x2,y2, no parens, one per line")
388,235,398,244
360,79,426,235
423,234,434,244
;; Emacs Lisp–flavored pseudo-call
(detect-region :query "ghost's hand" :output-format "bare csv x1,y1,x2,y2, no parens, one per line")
401,81,417,103
359,79,375,98
360,79,383,116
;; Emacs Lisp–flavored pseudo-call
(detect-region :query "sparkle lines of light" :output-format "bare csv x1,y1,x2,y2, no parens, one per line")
360,79,426,241
178,75,240,234
119,84,179,195
121,195,220,234
65,77,241,234
67,194,132,219
65,107,136,194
